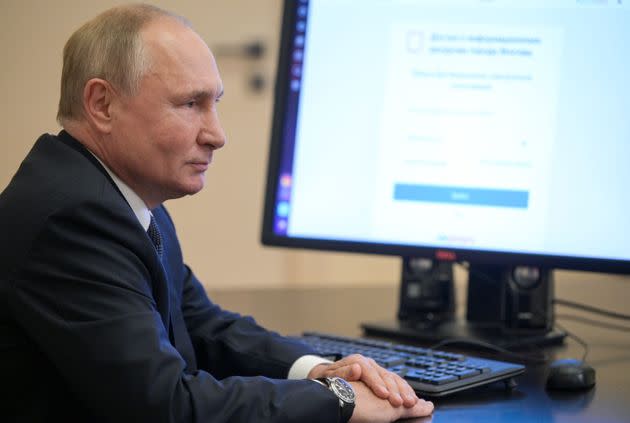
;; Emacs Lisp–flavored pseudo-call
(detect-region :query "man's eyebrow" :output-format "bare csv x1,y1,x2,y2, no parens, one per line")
189,88,224,100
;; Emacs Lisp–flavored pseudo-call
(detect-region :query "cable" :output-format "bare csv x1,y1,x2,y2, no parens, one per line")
556,313,630,333
428,338,549,364
553,321,589,363
553,298,630,321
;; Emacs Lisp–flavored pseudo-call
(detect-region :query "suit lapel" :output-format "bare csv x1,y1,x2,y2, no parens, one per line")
57,130,173,336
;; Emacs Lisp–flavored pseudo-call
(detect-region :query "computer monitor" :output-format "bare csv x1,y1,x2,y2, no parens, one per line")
261,0,630,347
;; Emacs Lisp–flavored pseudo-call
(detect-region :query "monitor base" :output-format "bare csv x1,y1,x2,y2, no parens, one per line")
361,319,567,349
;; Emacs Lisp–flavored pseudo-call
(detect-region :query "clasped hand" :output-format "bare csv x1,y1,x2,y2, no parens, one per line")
307,354,434,422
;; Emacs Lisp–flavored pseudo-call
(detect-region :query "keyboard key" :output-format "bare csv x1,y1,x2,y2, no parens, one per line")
405,370,427,382
379,355,408,367
453,369,481,379
428,374,459,385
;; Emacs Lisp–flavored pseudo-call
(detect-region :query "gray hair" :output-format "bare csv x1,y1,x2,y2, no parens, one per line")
57,3,191,124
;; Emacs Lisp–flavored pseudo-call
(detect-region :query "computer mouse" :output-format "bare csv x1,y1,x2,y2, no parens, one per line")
546,358,596,391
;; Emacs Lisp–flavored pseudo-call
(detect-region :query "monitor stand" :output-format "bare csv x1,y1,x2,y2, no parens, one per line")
362,259,567,349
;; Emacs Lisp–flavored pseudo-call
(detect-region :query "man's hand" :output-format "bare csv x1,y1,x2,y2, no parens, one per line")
349,381,434,423
307,354,420,408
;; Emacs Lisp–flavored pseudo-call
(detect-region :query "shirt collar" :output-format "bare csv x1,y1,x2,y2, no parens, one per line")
88,152,152,231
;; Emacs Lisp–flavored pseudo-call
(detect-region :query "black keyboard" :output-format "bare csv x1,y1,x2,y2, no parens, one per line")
298,332,525,397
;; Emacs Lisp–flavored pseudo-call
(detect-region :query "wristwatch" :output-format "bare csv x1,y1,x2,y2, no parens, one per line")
313,376,356,422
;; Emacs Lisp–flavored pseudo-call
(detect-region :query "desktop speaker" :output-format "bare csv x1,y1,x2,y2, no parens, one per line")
397,258,455,323
467,264,554,333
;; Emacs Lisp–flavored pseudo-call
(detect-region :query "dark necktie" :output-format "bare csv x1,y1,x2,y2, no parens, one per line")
147,216,163,258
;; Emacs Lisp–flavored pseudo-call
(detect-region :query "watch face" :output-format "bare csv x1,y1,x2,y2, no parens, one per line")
330,377,356,404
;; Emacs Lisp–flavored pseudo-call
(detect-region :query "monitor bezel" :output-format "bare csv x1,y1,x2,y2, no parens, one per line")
261,0,630,276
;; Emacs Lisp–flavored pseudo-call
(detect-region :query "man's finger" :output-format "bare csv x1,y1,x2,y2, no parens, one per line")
324,354,367,371
390,372,419,407
381,372,404,406
352,358,391,398
323,363,362,381
400,398,435,418
377,369,418,407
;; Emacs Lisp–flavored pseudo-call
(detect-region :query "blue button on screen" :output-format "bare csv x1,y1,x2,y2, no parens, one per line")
393,184,529,208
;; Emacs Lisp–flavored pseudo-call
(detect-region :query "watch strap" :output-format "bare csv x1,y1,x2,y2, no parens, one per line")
313,377,355,422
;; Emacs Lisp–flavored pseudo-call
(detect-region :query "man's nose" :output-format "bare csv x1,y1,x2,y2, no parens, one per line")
199,110,226,149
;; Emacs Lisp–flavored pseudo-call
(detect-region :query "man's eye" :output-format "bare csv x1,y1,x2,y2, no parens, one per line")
185,101,196,108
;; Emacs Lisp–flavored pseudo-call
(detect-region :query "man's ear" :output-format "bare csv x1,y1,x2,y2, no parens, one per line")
82,78,115,134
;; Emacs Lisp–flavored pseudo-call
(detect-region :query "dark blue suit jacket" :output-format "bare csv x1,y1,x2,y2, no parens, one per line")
0,131,339,422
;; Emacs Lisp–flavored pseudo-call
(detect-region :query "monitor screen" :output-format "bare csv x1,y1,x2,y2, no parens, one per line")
262,0,630,275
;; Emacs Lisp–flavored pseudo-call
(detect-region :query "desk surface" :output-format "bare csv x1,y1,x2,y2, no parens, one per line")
415,331,630,423
209,282,630,423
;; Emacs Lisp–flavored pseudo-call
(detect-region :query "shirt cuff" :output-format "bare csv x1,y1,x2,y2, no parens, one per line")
287,355,333,380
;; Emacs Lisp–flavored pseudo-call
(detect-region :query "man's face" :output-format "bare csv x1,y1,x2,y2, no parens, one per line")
107,18,226,207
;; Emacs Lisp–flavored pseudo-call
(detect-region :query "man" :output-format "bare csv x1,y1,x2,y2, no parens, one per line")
0,4,434,422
